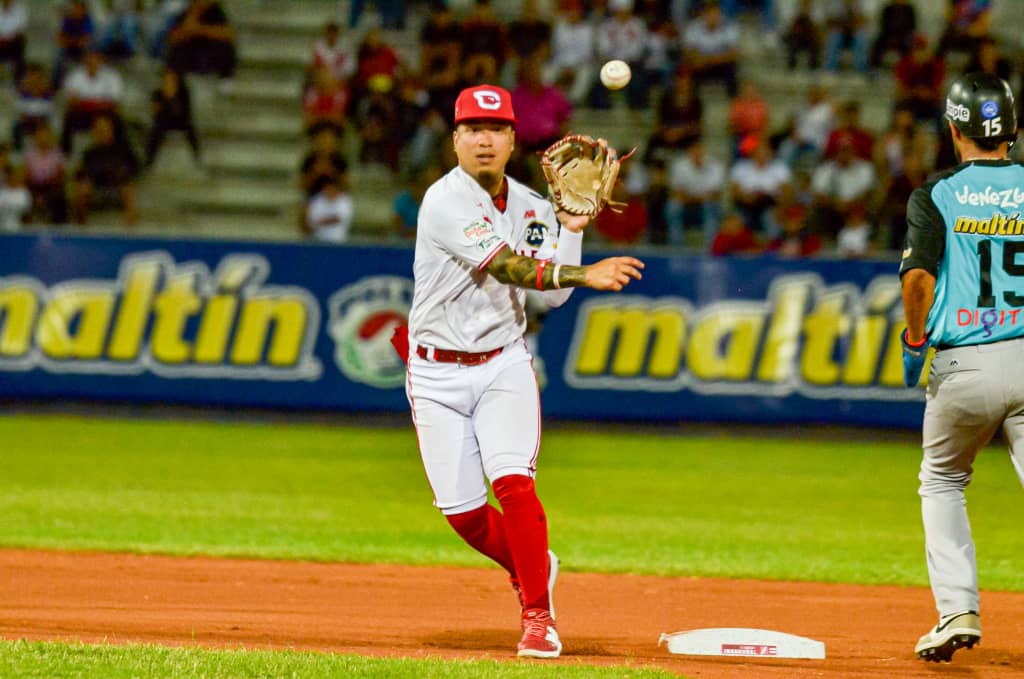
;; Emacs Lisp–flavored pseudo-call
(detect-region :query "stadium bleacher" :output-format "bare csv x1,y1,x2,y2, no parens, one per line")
2,0,1022,247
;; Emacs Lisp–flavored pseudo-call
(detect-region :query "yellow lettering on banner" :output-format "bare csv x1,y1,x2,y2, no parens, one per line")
574,306,685,378
194,295,236,363
0,286,38,357
879,323,908,386
108,260,160,361
151,273,201,363
801,295,849,385
687,311,763,381
757,280,809,383
842,316,887,385
231,297,308,366
37,288,115,359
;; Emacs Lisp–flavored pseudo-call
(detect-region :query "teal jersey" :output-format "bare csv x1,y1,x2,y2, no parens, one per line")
901,160,1024,347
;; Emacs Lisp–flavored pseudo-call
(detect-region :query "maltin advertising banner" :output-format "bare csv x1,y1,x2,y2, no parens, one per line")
0,234,924,426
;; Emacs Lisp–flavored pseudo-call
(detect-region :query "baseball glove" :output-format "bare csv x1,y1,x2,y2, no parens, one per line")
540,134,633,218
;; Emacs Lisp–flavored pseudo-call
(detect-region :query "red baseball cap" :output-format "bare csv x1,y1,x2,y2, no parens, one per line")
454,84,516,125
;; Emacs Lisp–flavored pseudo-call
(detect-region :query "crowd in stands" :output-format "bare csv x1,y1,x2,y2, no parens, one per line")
2,0,1022,261
0,0,234,229
295,0,1022,256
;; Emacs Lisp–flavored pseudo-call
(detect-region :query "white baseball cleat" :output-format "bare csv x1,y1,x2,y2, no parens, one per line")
915,611,981,662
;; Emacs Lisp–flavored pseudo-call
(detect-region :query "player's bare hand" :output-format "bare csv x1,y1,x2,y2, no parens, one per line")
584,256,644,291
556,210,590,233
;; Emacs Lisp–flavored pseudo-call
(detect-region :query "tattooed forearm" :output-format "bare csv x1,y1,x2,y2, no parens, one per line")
485,247,588,290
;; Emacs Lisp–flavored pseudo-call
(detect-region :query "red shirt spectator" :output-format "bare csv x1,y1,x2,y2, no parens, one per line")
825,128,874,162
711,214,761,256
354,27,401,95
728,81,768,141
593,188,646,244
894,35,945,121
510,58,572,152
303,67,349,135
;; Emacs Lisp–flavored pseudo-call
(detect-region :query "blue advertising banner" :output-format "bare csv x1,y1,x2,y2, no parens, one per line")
0,233,924,427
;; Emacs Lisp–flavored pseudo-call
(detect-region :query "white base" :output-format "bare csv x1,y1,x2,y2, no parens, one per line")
659,628,826,659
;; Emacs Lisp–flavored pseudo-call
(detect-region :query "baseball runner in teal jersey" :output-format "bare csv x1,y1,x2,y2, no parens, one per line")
900,73,1023,663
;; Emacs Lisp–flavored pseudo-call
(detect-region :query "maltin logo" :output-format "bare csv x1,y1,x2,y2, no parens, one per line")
327,276,412,388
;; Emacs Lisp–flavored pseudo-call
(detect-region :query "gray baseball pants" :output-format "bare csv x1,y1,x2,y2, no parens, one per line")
920,336,1024,618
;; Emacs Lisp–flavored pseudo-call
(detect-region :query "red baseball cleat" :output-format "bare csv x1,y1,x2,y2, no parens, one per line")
517,608,561,658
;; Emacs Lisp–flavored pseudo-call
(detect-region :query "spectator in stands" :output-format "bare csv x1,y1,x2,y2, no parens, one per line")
70,114,139,226
644,18,680,92
682,1,739,97
767,203,821,257
592,0,649,109
543,0,594,106
53,0,95,88
965,36,1013,83
0,0,27,83
23,124,68,224
777,84,834,170
592,183,647,244
349,0,406,31
145,68,201,168
710,212,761,256
60,49,124,154
823,101,873,161
719,0,777,46
870,0,916,70
783,0,822,70
395,74,430,161
874,104,926,182
97,0,143,61
356,73,401,172
730,136,792,233
0,163,29,232
643,158,670,245
393,164,440,240
303,174,353,243
12,63,56,151
146,0,187,59
300,127,348,199
937,0,992,60
877,147,926,250
352,26,402,111
460,0,507,85
419,1,461,117
511,55,572,155
808,136,876,240
303,65,350,138
836,204,873,257
508,0,552,70
894,34,945,123
310,21,354,87
728,80,768,159
166,0,237,84
644,67,702,164
823,0,868,75
667,139,725,246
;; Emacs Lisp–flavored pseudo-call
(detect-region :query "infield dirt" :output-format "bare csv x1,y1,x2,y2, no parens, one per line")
2,549,1023,678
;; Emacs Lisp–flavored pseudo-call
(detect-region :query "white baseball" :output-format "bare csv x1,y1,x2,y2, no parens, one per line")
600,60,631,90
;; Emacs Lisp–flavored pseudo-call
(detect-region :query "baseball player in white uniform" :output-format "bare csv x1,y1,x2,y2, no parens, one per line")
401,84,644,659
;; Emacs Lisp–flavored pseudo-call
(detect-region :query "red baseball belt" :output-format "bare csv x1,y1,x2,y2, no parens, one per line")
416,345,503,366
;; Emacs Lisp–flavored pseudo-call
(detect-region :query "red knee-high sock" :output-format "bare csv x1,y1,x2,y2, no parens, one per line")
446,504,517,577
492,474,550,612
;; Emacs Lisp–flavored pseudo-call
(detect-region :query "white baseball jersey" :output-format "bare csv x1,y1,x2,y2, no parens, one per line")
408,166,582,353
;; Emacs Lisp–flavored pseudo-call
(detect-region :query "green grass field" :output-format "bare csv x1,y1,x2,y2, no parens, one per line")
2,412,1022,676
0,640,678,678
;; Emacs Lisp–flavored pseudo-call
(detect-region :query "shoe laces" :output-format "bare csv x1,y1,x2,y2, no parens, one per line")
522,610,553,638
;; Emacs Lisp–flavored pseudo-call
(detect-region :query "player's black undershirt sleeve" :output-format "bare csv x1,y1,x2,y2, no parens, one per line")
899,185,946,279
